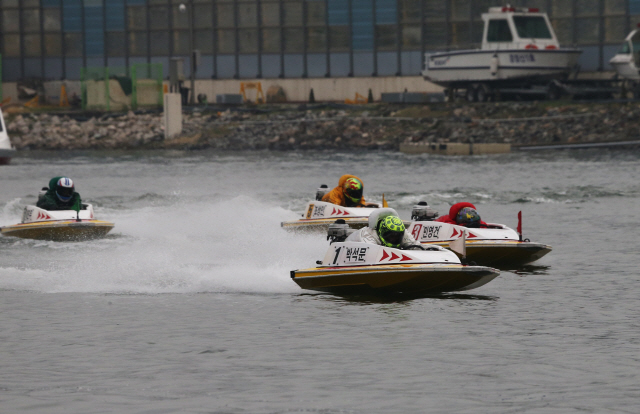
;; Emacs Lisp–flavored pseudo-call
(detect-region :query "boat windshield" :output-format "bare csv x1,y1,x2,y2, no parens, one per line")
487,19,513,42
513,16,552,39
620,41,631,54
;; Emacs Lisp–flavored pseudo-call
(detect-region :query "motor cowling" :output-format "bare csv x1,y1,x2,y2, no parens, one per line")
327,219,355,243
411,201,439,221
315,184,329,201
37,187,48,203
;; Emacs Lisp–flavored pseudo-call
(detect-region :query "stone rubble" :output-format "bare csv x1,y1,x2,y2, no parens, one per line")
6,101,640,151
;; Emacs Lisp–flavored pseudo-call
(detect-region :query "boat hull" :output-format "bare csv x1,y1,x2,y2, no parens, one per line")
423,49,582,86
407,221,551,267
1,220,115,242
291,264,499,294
430,240,551,268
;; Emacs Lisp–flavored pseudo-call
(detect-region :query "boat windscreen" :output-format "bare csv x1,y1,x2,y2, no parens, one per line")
487,19,513,42
513,16,552,39
620,42,631,54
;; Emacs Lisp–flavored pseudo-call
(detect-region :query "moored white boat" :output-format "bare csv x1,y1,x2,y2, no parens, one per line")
291,241,499,294
0,108,15,165
1,204,114,242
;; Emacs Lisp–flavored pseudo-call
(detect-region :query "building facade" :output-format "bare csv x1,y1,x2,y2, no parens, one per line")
1,0,639,82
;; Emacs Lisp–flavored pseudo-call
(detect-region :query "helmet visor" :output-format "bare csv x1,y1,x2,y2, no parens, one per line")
456,207,480,227
56,181,74,202
380,228,404,247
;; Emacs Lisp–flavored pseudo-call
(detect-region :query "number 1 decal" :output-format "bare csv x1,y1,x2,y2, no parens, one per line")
332,247,342,265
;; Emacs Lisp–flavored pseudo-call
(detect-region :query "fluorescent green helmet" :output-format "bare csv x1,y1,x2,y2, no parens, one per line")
377,216,405,248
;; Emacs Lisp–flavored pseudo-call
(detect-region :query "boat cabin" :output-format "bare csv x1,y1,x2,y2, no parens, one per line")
481,6,560,51
609,27,640,81
619,29,640,68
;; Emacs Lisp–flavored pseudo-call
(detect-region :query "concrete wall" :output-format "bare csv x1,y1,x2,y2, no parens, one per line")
192,76,445,103
1,77,442,107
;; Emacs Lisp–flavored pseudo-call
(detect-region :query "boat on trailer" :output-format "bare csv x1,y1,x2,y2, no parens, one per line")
1,204,114,242
0,108,15,165
609,25,640,98
422,6,582,102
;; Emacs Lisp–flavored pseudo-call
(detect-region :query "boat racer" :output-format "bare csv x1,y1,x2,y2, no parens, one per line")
435,202,488,228
346,208,424,250
36,176,83,212
322,174,367,207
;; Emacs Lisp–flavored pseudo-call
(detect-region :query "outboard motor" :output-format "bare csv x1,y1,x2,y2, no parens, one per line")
316,184,329,201
411,201,439,221
38,187,48,203
327,219,355,243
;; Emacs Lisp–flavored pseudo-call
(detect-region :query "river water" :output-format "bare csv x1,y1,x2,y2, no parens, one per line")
1,149,639,413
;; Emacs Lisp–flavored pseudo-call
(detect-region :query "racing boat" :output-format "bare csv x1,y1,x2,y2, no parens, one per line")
282,200,381,232
281,184,386,232
1,204,114,241
290,213,500,294
407,202,551,268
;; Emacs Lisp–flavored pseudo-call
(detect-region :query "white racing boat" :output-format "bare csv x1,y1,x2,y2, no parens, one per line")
291,240,499,294
1,204,114,241
0,108,15,165
290,218,500,294
407,202,551,268
281,184,389,232
282,200,381,232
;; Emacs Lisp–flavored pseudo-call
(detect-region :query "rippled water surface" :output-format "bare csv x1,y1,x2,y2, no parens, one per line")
1,149,639,413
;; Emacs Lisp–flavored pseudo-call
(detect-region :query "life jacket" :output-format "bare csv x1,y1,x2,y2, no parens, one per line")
321,174,366,207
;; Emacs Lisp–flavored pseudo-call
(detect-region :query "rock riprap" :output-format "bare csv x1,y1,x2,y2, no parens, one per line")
6,102,640,150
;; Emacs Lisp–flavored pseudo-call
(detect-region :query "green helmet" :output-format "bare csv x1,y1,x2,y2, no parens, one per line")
343,178,363,204
377,216,405,248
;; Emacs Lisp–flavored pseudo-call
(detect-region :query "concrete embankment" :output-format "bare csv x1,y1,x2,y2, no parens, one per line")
6,101,640,152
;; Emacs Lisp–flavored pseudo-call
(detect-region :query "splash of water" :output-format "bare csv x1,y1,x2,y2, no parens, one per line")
0,196,327,295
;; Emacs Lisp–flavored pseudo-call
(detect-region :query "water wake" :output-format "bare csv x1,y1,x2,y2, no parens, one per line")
0,196,325,295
